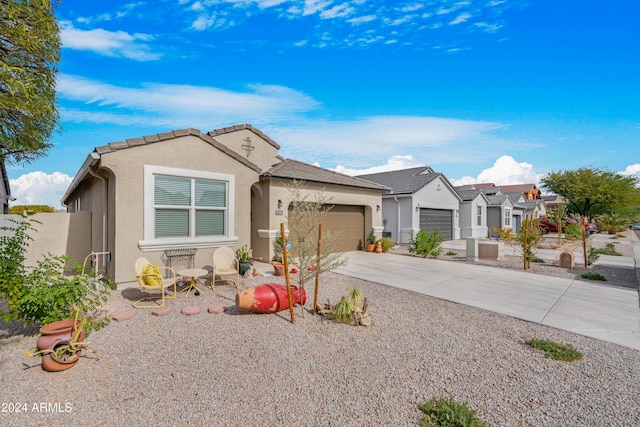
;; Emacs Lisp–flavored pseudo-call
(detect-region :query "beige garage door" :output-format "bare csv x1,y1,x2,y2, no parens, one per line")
288,204,365,252
324,205,365,252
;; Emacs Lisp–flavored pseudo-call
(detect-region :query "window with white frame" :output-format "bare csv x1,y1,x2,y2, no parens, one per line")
140,165,236,251
504,207,512,227
476,205,482,226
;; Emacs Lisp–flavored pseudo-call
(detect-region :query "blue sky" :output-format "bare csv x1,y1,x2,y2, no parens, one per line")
7,0,640,208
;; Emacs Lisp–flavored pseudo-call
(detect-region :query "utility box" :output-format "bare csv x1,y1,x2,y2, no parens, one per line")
478,241,499,260
466,237,478,262
560,252,575,269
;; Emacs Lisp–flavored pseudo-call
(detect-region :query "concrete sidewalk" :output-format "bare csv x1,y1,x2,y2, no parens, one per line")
333,251,640,350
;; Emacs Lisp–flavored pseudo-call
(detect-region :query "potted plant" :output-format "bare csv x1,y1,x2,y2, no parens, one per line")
236,245,253,275
25,305,98,372
378,237,394,253
366,228,377,252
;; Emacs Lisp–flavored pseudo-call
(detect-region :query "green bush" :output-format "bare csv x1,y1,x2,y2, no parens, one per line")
0,214,111,329
377,237,394,252
581,272,607,282
563,223,582,241
409,229,446,259
591,243,622,256
525,338,583,362
366,228,377,245
418,396,488,427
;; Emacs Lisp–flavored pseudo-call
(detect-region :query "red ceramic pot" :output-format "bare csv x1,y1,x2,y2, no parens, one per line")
236,283,306,314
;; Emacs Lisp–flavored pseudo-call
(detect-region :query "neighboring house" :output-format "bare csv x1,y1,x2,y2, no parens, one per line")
62,124,388,287
542,194,565,211
473,183,541,201
454,186,490,239
1,160,14,214
506,193,547,218
480,187,516,236
356,167,462,243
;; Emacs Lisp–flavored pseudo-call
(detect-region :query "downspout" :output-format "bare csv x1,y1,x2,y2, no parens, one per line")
394,197,400,244
87,163,109,264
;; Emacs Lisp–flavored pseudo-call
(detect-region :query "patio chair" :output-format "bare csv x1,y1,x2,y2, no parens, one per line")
133,257,177,309
212,247,239,289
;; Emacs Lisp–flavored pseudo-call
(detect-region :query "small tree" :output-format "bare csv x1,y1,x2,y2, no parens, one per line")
285,181,347,307
408,228,445,258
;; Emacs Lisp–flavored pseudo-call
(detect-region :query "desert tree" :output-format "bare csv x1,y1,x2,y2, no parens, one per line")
284,180,347,309
1,0,61,166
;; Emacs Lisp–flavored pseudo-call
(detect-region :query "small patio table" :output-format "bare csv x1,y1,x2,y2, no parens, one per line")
177,268,208,295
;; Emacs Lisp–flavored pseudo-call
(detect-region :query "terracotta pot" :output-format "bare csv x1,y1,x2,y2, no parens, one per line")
37,319,86,351
41,342,81,372
366,244,376,252
375,243,382,253
272,262,286,276
236,283,307,314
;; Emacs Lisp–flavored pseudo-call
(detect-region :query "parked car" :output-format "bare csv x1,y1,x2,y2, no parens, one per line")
539,219,598,235
631,222,640,230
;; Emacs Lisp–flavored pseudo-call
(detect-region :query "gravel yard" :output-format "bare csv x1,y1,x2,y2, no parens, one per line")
1,232,639,426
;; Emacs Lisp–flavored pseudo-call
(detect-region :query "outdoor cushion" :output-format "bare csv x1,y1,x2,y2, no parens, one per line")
142,263,162,287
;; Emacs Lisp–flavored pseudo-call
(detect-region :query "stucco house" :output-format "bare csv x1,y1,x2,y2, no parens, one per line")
62,124,388,288
356,167,462,243
453,186,490,239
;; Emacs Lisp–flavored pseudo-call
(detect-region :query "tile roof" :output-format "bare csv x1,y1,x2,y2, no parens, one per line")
94,127,262,173
454,187,485,202
263,159,390,191
355,166,443,195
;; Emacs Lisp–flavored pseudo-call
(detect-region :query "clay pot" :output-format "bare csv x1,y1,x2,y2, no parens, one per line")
366,244,376,252
41,342,81,372
37,319,86,351
236,283,307,314
272,262,286,276
375,243,382,253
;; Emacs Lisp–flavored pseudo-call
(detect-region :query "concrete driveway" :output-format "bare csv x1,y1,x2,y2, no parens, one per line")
334,250,640,350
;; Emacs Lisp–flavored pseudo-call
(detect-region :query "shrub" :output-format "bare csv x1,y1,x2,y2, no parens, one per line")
591,243,622,256
418,396,488,427
446,251,457,256
525,338,583,362
581,272,607,282
587,247,600,265
377,237,394,252
0,214,111,329
563,223,582,241
409,229,446,259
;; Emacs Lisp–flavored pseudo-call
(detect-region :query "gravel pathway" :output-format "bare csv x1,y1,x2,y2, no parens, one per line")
1,266,639,426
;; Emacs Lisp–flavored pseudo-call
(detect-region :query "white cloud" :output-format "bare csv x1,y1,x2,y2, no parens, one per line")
620,164,640,179
332,155,423,176
449,12,472,25
9,172,73,209
449,156,544,187
321,3,355,19
60,21,162,61
57,74,320,128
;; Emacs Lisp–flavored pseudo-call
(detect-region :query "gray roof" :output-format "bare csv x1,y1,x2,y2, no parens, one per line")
263,159,390,192
356,166,444,195
454,186,485,202
485,193,510,207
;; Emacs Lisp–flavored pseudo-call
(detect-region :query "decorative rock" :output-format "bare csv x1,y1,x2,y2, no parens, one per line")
560,252,575,269
112,310,137,322
359,316,372,326
182,306,201,316
151,306,173,316
208,305,225,314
